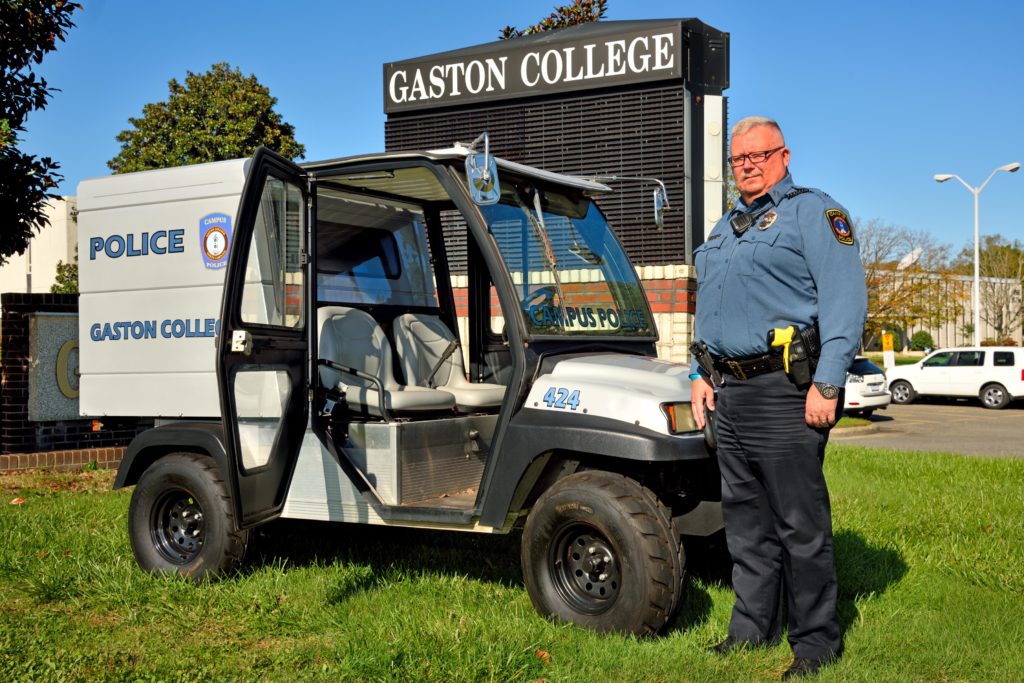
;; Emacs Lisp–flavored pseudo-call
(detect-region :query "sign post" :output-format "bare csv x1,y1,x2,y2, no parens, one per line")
881,331,895,370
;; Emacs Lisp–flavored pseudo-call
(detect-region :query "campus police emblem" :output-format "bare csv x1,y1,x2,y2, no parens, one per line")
758,210,778,230
200,213,232,269
826,209,854,245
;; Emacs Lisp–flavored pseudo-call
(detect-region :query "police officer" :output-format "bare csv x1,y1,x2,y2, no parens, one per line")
690,116,867,679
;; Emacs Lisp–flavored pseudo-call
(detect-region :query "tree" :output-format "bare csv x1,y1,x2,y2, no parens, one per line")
953,235,1024,342
107,63,304,173
50,257,77,293
500,0,607,39
0,1,81,266
856,218,961,348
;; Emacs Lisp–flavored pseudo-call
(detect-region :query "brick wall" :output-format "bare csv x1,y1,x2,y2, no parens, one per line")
1,293,151,455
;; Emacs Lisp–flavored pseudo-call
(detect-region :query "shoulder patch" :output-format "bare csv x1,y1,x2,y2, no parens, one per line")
825,209,854,245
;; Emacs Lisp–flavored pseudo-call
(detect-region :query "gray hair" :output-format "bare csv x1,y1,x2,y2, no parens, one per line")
731,116,785,142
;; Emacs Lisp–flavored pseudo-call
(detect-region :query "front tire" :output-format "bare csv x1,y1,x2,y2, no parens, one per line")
521,471,684,636
980,383,1010,409
890,380,915,405
128,452,249,580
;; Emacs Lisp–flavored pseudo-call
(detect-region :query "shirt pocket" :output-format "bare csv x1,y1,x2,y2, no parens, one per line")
694,239,723,285
737,229,781,276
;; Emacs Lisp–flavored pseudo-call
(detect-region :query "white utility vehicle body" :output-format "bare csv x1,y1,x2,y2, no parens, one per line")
78,139,721,636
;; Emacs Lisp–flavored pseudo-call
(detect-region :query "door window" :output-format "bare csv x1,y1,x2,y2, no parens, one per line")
233,369,290,471
240,176,306,328
923,352,954,368
954,351,984,367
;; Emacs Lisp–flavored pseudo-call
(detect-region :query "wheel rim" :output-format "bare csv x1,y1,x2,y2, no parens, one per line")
892,383,910,402
151,488,205,564
983,386,1004,407
549,523,621,614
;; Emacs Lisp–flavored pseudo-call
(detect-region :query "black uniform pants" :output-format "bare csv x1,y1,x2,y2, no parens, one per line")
715,369,841,661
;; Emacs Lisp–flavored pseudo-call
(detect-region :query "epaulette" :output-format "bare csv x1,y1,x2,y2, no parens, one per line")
783,187,812,200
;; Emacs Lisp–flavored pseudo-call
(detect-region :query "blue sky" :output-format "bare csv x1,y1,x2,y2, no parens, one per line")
19,0,1024,252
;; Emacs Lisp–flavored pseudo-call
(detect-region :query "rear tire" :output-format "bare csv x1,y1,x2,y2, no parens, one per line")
521,471,684,636
890,380,915,405
129,452,249,580
980,383,1010,410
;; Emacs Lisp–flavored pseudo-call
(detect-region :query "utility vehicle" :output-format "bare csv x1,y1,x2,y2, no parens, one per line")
85,138,721,635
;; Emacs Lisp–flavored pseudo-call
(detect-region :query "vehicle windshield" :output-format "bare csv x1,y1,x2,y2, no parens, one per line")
478,180,654,338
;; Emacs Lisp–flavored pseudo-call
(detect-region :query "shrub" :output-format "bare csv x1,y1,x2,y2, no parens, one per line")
981,338,1018,347
909,331,935,351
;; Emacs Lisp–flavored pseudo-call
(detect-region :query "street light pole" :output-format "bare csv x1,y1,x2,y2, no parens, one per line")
934,162,1021,347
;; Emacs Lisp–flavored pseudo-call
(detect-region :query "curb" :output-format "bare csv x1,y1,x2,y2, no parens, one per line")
830,424,881,438
0,447,125,473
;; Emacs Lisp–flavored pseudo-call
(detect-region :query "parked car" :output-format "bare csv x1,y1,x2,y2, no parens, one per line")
886,346,1024,409
844,356,890,417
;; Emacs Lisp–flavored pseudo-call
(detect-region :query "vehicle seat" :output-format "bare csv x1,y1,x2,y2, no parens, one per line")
392,313,506,412
317,306,455,418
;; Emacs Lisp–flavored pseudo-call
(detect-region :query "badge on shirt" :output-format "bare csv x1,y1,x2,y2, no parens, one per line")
825,209,854,245
758,210,778,230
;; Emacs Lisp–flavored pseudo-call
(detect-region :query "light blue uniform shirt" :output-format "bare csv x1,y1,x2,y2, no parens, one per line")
690,173,868,387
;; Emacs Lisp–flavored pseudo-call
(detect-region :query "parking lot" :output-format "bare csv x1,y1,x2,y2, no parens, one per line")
833,401,1024,458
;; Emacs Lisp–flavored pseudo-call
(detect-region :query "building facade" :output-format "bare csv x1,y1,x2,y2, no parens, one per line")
0,197,77,312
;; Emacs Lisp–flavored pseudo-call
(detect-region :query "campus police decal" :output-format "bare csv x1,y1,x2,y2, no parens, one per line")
825,209,854,245
200,213,232,269
758,210,778,230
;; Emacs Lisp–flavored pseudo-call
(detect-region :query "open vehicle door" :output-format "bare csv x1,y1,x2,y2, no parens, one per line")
217,147,310,527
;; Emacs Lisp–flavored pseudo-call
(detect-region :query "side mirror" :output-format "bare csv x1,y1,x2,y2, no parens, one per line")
465,133,500,205
654,187,666,229
466,152,500,205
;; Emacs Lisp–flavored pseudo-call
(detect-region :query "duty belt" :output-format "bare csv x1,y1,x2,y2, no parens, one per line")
713,352,785,380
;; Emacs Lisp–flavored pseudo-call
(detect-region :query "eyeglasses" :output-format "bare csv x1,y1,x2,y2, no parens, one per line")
728,146,785,167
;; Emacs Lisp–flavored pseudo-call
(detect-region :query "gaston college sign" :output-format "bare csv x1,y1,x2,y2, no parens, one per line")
384,22,684,113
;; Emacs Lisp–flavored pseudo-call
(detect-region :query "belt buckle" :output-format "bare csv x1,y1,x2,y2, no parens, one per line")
727,360,748,380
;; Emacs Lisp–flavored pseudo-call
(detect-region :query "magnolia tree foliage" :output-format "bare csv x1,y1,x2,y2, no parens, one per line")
0,1,81,265
500,0,607,39
107,63,304,173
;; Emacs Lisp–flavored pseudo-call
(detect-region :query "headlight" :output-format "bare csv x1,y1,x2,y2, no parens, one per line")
661,402,699,434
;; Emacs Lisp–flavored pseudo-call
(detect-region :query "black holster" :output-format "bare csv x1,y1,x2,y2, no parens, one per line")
769,325,820,389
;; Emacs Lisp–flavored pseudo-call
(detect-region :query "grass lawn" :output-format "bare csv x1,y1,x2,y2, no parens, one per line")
864,354,920,367
2,446,1022,682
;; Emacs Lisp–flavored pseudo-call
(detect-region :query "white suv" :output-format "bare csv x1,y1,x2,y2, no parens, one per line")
886,346,1024,409
844,356,890,417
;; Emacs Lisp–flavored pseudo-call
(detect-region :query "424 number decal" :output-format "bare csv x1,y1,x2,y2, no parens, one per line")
542,386,581,410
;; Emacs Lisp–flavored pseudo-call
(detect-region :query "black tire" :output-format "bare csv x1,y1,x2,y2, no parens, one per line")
980,383,1010,410
521,471,684,636
890,380,915,405
128,452,249,580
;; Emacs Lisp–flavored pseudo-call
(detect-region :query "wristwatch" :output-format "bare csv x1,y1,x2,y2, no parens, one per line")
813,381,840,399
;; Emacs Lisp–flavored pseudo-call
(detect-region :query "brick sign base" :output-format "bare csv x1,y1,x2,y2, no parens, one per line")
1,293,151,456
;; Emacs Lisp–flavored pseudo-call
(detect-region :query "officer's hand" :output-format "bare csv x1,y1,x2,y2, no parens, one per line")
805,384,838,428
690,377,715,429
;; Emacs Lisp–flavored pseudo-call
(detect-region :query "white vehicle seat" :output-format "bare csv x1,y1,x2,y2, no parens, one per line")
393,313,506,412
317,306,455,418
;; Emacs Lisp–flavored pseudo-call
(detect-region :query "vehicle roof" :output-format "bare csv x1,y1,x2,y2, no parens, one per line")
301,147,614,195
